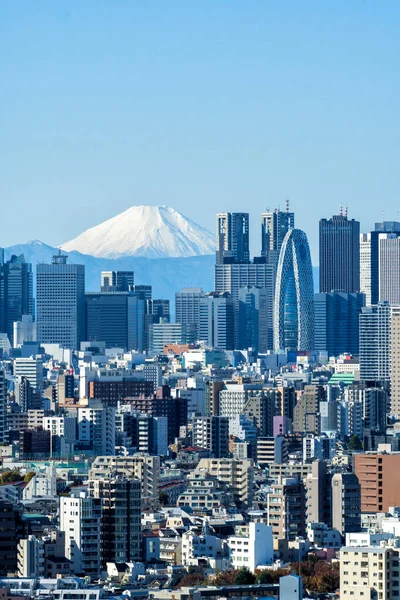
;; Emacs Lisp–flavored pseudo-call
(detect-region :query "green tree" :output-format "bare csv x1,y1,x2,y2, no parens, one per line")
159,491,169,506
24,471,36,483
348,434,363,450
0,470,23,484
234,568,257,585
256,570,274,584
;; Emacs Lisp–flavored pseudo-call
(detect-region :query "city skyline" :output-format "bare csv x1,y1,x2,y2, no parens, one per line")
1,1,399,258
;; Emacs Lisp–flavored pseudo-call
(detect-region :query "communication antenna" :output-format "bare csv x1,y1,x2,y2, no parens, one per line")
285,198,290,213
339,204,343,216
345,205,348,217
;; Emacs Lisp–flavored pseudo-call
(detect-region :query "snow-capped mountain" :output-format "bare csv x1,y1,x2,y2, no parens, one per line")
61,205,215,259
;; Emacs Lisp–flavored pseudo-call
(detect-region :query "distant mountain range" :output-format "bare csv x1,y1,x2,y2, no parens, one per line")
4,240,215,304
4,206,319,306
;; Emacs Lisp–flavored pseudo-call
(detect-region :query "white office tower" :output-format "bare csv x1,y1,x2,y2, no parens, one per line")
14,357,43,391
391,306,400,418
360,232,372,305
37,253,85,350
13,315,37,348
60,494,102,577
76,399,115,455
359,302,391,382
0,370,6,444
379,234,400,305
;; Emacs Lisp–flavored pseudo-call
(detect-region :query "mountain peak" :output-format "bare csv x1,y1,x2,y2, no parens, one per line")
61,205,215,259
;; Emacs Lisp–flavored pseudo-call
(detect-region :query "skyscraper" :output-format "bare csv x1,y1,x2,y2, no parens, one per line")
359,302,391,382
378,234,400,305
261,206,294,260
274,229,314,352
319,213,360,293
101,270,134,292
360,232,372,305
175,287,204,343
85,291,146,351
238,286,272,352
36,252,85,350
369,221,400,304
314,292,365,356
216,213,250,265
0,253,34,345
199,292,235,350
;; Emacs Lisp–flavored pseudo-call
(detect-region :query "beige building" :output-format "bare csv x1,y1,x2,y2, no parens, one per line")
354,451,400,513
269,462,312,481
194,458,254,506
89,454,160,509
293,385,325,434
391,306,400,418
340,544,400,600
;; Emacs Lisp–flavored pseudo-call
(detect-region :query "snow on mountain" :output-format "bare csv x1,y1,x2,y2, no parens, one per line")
61,205,215,259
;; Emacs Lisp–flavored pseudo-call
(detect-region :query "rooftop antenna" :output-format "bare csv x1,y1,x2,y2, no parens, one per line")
345,205,348,217
339,204,343,216
286,198,290,213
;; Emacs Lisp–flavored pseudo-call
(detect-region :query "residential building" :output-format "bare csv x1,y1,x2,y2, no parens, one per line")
354,452,400,513
331,472,361,536
192,415,229,458
227,522,273,571
0,500,20,575
194,458,254,506
359,302,391,382
60,495,102,577
88,477,141,567
267,476,306,540
75,399,115,456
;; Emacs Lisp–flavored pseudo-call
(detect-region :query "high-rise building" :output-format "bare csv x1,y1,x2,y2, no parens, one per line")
13,315,36,348
85,291,145,351
354,452,400,513
36,253,85,350
101,270,134,292
261,207,294,260
0,371,6,444
314,292,365,356
267,476,306,540
149,322,182,354
194,458,254,506
359,302,391,382
192,415,229,457
60,495,102,577
274,228,314,352
0,253,34,346
175,287,204,343
151,299,170,323
76,399,115,456
88,477,141,567
199,292,235,350
0,500,19,575
238,286,273,352
319,213,360,293
89,455,160,510
378,234,400,305
360,232,372,305
368,221,400,305
331,472,361,536
216,213,250,265
391,307,400,418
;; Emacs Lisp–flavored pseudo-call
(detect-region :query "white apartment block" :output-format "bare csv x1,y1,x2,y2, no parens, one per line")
227,522,273,572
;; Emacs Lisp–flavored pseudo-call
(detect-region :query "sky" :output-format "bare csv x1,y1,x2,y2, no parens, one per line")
1,1,399,262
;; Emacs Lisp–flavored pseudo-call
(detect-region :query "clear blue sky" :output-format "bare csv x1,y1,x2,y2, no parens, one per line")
1,1,399,262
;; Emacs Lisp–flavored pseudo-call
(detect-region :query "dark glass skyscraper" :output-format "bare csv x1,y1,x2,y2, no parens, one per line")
319,213,360,293
314,292,365,356
261,208,294,261
216,213,250,264
274,229,314,352
0,252,34,345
